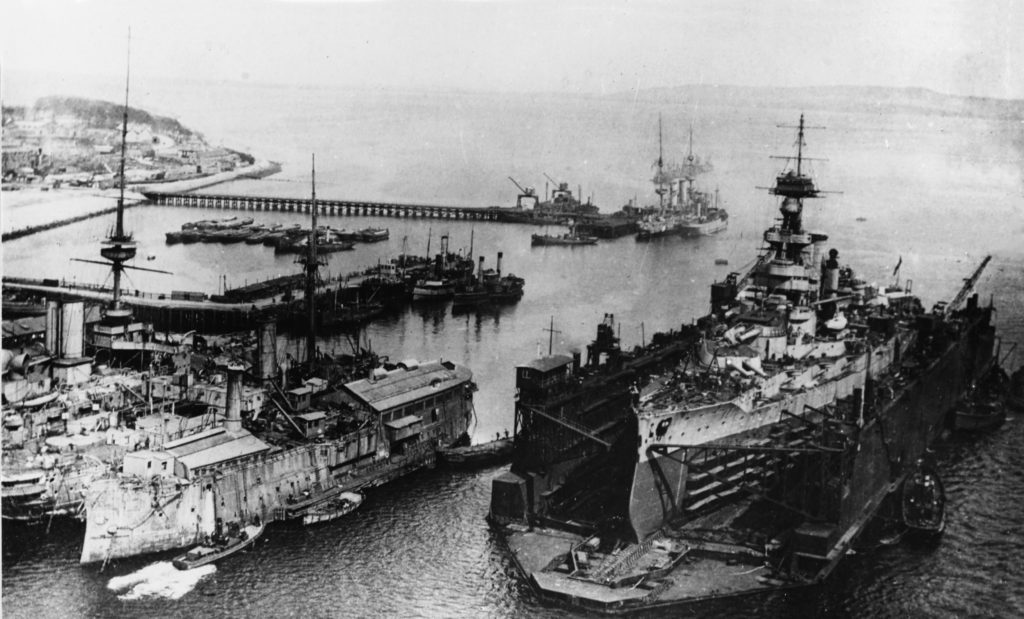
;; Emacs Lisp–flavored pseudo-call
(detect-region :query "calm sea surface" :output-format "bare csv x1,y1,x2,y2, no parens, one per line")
2,80,1023,617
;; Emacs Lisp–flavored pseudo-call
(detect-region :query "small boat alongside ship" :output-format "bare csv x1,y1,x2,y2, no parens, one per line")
439,437,513,467
301,492,364,526
902,465,946,537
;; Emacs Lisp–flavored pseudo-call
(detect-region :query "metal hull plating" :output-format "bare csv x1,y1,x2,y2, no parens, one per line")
81,393,472,564
678,214,728,237
628,313,992,542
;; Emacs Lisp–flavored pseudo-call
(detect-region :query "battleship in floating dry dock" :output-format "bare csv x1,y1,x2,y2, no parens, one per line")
489,115,1002,613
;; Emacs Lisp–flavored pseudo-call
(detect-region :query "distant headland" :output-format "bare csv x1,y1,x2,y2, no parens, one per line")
2,95,277,191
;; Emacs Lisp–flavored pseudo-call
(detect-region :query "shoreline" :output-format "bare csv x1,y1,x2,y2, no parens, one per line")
134,159,281,195
0,160,281,240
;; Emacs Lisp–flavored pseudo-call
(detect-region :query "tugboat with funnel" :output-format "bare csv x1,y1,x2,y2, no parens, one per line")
172,517,265,570
489,115,998,613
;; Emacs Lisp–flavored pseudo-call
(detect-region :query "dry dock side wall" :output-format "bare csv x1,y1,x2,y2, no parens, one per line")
840,318,995,534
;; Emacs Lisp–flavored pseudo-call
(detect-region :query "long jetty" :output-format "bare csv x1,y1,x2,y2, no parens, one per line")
145,191,507,221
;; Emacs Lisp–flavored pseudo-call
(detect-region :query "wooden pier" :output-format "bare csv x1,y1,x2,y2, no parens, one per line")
144,191,506,221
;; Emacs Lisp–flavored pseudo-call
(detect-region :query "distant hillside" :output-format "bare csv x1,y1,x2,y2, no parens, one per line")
32,95,199,138
619,85,1024,121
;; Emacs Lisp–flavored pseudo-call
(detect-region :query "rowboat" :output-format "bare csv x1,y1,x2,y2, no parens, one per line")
302,492,364,526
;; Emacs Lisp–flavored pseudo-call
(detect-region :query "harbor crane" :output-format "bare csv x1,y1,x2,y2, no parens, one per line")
508,176,539,210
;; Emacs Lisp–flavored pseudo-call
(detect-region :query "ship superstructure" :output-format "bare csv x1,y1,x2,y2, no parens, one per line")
490,115,997,612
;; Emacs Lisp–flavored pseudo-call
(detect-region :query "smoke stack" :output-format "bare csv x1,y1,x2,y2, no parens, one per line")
45,301,60,355
60,301,84,358
497,252,503,277
478,256,485,285
256,319,278,381
225,363,244,433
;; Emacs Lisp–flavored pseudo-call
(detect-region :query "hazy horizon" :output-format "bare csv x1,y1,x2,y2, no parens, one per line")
2,0,1022,101
5,70,1024,107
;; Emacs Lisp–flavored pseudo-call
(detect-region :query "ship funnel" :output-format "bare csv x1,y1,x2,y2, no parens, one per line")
256,319,278,381
497,252,503,277
478,256,485,284
60,301,85,359
225,363,244,433
45,301,60,355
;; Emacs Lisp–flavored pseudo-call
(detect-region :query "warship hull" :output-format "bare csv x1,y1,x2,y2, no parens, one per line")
80,360,474,564
678,213,728,237
495,303,994,612
490,115,995,612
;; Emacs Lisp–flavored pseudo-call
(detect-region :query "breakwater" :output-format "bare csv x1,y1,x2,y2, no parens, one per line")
1,204,137,242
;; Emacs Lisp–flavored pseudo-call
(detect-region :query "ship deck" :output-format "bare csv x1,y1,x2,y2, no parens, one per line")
502,528,792,613
499,498,809,613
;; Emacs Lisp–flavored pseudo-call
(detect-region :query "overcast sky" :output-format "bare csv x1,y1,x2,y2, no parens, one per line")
2,0,1022,100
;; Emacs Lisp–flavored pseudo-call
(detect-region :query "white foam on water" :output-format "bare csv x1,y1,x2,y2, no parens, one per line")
107,561,216,600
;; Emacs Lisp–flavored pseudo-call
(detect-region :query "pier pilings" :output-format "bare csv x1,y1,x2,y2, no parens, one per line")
145,191,503,221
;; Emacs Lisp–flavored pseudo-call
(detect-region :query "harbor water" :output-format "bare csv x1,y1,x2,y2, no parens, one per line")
3,80,1023,617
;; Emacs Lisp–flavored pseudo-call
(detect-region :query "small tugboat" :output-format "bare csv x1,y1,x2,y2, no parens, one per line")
302,492,364,526
172,518,265,570
453,253,525,307
954,395,1007,431
412,279,456,300
953,366,1010,431
358,227,390,243
902,465,946,537
411,234,470,300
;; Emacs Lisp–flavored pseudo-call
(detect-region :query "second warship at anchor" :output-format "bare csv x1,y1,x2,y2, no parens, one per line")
637,120,727,241
490,115,999,612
